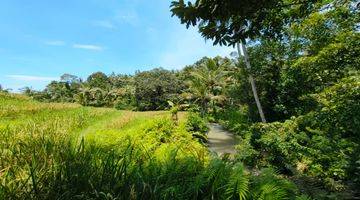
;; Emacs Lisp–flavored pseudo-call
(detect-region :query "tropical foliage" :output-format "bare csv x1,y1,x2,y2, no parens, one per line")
6,0,360,198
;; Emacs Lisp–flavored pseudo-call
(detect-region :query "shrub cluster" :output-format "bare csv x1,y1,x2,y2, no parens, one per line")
185,112,209,143
235,76,360,197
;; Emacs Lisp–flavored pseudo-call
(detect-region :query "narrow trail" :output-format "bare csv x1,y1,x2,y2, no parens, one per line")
207,123,238,155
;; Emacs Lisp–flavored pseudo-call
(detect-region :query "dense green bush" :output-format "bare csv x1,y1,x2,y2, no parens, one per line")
217,106,251,135
114,95,136,110
1,141,300,199
185,112,209,143
235,76,360,197
186,112,209,134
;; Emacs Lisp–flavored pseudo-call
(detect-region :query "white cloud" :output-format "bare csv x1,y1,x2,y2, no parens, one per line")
92,20,116,29
45,40,66,46
6,75,58,81
158,26,234,69
73,44,104,51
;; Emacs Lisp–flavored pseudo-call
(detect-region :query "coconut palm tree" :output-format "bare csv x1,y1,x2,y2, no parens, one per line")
188,58,230,116
75,87,91,106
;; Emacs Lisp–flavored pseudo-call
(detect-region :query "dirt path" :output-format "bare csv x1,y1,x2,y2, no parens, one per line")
207,123,238,155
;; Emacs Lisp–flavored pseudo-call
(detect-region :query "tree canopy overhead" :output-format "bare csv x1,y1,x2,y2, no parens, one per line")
171,0,320,46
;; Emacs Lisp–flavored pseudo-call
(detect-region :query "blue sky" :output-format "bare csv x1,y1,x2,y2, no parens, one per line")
0,0,233,91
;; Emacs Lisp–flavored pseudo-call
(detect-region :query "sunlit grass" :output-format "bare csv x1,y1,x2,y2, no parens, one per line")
0,93,212,199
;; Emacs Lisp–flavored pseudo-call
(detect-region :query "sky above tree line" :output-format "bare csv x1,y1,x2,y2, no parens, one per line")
0,0,233,91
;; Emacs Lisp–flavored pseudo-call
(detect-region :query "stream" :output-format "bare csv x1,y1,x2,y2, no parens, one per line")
207,123,238,155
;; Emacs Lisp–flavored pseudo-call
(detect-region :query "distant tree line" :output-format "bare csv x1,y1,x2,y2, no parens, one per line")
22,57,235,112
0,84,11,93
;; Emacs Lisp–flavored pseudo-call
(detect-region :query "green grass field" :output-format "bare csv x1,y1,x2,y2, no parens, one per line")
0,92,300,200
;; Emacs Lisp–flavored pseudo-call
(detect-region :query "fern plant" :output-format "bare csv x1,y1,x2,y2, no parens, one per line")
225,163,249,200
250,168,297,200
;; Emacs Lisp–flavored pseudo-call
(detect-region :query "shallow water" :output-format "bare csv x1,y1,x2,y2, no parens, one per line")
207,123,238,155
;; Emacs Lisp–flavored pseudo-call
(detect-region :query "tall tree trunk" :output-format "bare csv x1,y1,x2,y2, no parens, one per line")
201,99,207,117
212,99,216,117
237,41,267,123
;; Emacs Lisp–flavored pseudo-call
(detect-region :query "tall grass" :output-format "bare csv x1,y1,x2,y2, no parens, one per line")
0,92,301,199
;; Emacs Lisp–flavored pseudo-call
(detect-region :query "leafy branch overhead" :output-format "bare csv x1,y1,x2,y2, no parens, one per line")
171,0,320,45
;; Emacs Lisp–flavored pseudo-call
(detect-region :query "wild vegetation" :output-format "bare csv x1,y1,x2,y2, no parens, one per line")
0,93,303,199
1,0,359,199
